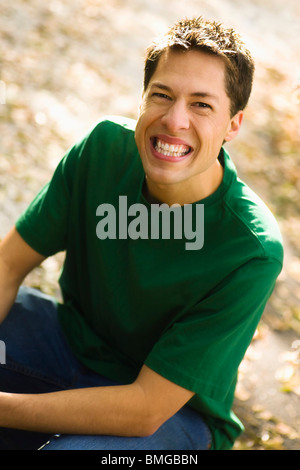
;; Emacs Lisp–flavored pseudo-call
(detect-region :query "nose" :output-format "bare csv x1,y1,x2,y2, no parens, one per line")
161,100,190,133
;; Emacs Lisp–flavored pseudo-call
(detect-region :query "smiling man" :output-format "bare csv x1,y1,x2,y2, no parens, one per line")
0,17,283,450
135,49,241,205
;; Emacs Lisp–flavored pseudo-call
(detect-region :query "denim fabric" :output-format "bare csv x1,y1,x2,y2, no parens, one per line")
0,287,211,450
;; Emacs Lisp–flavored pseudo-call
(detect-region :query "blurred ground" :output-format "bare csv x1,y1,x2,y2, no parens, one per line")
0,0,299,450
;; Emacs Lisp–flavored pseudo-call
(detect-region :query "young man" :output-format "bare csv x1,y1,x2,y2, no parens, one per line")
0,17,283,450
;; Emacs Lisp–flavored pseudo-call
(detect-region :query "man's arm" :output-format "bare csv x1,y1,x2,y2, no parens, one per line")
0,227,46,323
0,229,194,437
0,365,194,437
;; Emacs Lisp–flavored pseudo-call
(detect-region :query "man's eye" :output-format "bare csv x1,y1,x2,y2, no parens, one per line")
152,93,171,100
194,102,212,109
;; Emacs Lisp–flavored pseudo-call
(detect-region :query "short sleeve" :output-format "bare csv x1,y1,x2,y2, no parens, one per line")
144,256,282,399
15,138,85,257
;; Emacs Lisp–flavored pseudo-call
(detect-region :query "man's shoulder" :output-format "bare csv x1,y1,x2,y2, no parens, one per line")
225,176,284,264
74,116,138,167
92,115,137,136
84,116,138,156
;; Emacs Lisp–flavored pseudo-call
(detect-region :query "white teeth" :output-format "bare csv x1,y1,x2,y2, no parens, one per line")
155,138,190,157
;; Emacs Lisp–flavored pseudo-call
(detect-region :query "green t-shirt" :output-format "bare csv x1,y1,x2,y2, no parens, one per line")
16,116,283,450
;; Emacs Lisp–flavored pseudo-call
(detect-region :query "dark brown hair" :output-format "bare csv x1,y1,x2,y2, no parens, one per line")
143,17,255,117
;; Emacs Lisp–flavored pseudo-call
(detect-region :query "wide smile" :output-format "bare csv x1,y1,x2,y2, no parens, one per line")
150,135,193,162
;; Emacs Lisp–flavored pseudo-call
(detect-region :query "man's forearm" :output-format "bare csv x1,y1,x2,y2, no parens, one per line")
0,383,157,438
0,260,20,324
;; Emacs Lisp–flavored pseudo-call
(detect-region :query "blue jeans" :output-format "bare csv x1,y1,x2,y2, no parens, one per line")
0,287,212,450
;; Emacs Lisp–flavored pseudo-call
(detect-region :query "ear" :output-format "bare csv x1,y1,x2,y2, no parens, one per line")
224,111,244,143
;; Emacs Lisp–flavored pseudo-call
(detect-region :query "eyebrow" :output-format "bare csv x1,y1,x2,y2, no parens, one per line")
150,82,220,102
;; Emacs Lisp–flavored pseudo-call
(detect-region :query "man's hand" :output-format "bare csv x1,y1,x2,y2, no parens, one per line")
0,365,194,437
0,227,46,323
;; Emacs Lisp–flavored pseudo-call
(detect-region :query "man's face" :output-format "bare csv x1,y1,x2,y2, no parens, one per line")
135,49,243,204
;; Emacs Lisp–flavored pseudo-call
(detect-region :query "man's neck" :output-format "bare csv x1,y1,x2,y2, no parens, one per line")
144,160,224,206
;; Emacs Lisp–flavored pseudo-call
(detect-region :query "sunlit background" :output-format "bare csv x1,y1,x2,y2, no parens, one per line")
0,0,299,449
